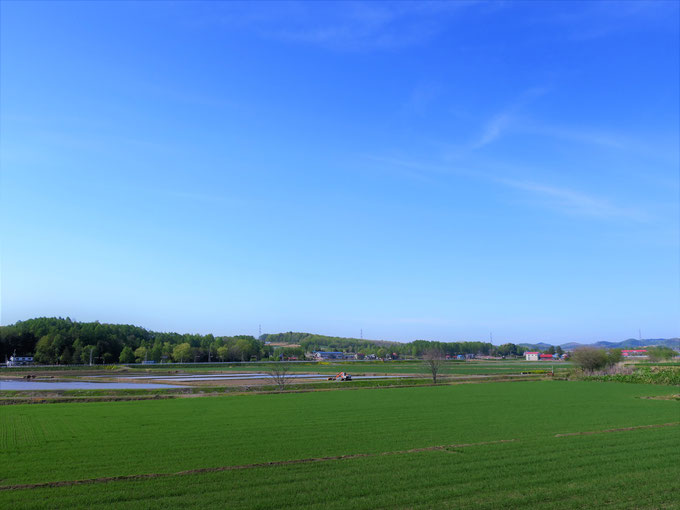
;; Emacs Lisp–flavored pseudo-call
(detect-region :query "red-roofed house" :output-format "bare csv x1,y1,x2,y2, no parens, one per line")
525,352,540,361
622,349,647,357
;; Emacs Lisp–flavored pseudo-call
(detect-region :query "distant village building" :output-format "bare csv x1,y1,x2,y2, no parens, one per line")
622,349,647,358
312,351,355,360
525,352,539,361
6,356,34,367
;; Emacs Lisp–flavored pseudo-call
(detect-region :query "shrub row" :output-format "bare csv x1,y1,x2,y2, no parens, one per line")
586,366,680,386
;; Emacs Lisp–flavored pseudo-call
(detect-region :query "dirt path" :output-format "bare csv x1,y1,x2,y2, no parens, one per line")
554,422,679,437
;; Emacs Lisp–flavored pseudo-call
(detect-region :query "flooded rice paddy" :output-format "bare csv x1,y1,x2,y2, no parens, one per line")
0,373,406,391
102,373,406,382
0,380,188,390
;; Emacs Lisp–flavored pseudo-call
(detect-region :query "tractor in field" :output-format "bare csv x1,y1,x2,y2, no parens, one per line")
327,372,352,381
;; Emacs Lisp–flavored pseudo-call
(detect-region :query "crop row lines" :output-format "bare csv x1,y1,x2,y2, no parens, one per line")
0,439,519,492
5,421,679,493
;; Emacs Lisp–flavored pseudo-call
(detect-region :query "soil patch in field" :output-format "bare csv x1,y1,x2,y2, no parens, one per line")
554,422,679,437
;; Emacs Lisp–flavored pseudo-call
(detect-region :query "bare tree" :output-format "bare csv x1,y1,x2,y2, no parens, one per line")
267,363,291,390
423,349,445,384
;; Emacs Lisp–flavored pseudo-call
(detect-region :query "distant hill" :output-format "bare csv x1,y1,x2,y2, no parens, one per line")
517,342,553,351
518,338,679,352
559,342,584,350
260,331,399,348
559,338,680,351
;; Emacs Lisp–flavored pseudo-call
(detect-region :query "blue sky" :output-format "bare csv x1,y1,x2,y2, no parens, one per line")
1,1,678,343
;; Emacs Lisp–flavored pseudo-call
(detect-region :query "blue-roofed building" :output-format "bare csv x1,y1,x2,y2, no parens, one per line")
7,356,34,367
313,351,347,360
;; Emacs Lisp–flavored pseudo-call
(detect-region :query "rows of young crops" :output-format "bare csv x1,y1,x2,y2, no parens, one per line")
3,426,678,509
1,381,677,489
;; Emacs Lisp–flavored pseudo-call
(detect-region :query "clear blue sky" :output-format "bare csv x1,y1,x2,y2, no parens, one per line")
1,1,678,344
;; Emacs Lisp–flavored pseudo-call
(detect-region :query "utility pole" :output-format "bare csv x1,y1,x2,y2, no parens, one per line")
259,324,262,337
360,329,363,340
89,348,93,366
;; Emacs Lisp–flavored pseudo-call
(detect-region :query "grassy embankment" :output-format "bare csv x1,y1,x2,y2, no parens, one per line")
1,380,678,509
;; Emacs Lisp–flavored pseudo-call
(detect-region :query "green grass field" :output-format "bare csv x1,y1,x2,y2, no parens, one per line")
2,381,678,509
0,359,572,377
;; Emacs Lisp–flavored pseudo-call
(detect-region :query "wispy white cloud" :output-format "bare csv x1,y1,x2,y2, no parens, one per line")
474,109,657,155
196,1,479,51
472,87,546,149
474,113,513,149
363,155,650,222
521,123,629,150
498,178,649,221
566,0,679,41
276,2,480,50
363,155,481,182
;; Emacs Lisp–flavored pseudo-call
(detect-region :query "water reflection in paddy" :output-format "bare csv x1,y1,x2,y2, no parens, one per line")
0,380,187,390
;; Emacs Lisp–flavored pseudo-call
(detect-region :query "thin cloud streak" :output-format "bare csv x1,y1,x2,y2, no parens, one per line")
472,87,546,149
498,178,649,221
271,2,478,50
475,112,666,156
364,156,649,222
473,113,513,148
198,1,480,51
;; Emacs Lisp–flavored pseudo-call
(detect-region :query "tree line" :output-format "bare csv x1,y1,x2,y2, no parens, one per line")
2,318,532,365
0,317,265,365
262,332,498,358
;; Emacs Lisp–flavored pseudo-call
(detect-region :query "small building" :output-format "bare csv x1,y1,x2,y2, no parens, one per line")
525,352,540,361
313,351,345,360
7,356,34,367
539,353,555,360
622,349,647,358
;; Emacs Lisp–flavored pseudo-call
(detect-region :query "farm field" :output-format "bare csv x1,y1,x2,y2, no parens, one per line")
1,359,572,378
1,381,678,509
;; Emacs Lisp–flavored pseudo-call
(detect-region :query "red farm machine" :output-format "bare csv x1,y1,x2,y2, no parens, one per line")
327,372,352,381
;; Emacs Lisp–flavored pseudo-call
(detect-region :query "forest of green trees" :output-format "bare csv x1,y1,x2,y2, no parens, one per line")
1,318,505,365
260,332,503,358
0,318,264,365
